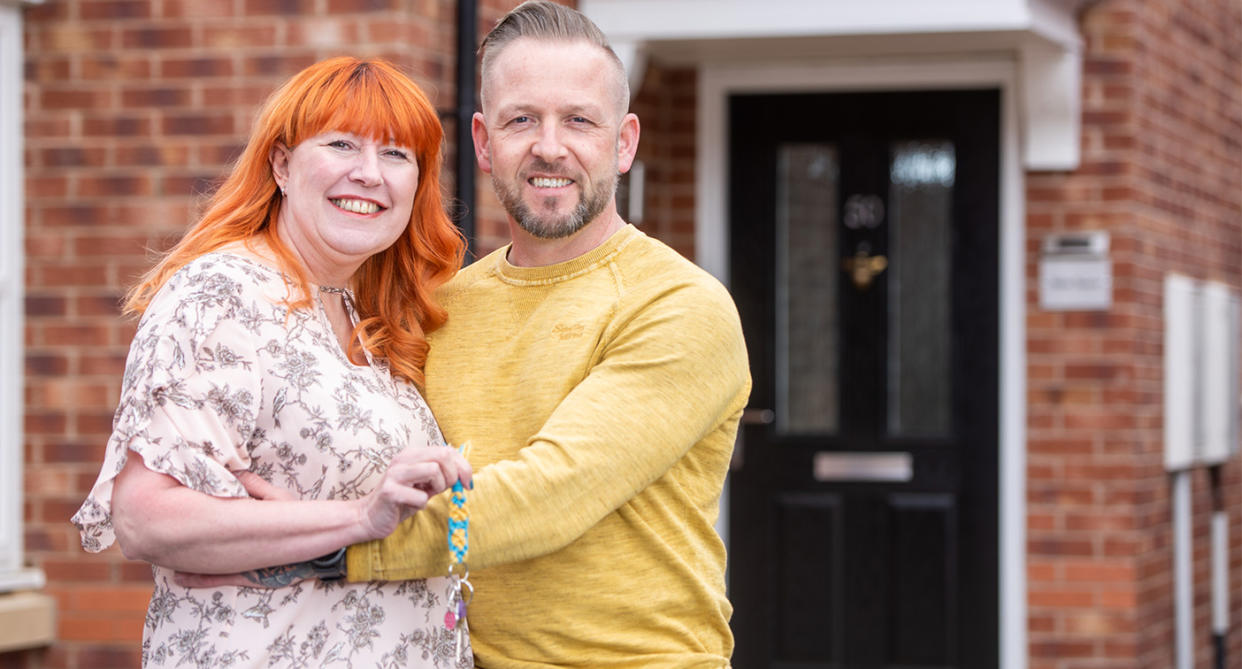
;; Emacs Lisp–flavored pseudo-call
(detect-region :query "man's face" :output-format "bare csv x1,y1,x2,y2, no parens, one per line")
473,39,638,239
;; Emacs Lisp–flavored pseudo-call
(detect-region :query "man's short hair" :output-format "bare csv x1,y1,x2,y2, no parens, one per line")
479,1,630,113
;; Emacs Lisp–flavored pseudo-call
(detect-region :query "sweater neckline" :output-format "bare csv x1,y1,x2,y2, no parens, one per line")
493,224,640,286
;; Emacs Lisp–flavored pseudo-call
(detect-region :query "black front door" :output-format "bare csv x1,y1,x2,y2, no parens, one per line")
728,90,1000,669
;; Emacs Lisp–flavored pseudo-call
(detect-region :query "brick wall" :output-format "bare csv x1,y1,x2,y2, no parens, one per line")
629,62,697,261
12,0,1241,668
1025,1,1242,668
14,1,517,667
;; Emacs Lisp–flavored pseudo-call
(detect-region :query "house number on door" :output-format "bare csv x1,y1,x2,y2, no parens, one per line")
843,194,884,229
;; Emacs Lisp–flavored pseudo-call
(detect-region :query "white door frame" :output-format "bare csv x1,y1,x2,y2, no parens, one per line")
697,57,1027,669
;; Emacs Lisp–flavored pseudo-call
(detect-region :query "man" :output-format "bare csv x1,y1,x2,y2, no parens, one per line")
221,2,749,666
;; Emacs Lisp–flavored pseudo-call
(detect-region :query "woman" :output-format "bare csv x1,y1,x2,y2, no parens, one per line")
71,57,473,668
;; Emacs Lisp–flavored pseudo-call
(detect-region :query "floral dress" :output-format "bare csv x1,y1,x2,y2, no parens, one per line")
72,251,470,669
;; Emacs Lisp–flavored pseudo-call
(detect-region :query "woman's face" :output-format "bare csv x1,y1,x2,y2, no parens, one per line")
270,130,419,280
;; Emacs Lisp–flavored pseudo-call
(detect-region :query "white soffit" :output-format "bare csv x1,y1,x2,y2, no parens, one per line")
583,0,1091,170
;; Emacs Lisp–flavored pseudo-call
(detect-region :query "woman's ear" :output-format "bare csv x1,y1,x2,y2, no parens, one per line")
269,142,292,190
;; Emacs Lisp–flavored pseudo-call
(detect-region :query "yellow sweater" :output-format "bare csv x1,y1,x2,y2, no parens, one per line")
346,225,751,668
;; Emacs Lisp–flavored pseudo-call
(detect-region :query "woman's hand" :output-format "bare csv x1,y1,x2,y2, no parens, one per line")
354,446,473,542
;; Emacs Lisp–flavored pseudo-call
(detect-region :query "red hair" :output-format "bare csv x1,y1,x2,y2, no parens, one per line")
125,57,465,387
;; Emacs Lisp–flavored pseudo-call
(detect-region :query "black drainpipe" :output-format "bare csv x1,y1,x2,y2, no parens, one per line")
454,0,478,261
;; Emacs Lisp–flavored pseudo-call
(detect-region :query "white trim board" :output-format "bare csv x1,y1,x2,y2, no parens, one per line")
697,57,1027,669
0,2,42,594
584,0,1085,48
585,0,1085,171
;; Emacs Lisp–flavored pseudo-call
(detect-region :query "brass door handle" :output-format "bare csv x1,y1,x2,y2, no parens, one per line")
841,251,888,290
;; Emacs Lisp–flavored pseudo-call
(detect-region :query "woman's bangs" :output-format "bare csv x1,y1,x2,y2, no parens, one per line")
304,71,432,152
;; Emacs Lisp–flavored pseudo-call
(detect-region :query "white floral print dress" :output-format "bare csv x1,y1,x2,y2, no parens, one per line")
72,251,470,669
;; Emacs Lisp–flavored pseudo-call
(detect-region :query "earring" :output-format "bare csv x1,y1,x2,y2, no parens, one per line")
280,186,287,197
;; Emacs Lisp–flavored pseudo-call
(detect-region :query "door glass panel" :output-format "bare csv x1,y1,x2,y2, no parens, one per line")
776,144,839,434
887,141,954,436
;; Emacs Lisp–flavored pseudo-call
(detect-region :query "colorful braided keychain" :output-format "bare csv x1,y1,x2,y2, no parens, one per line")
445,443,472,662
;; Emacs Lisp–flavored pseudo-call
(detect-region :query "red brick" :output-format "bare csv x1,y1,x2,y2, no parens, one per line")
80,54,153,80
80,1,152,20
25,56,72,81
160,56,235,79
199,142,246,165
243,0,317,15
114,143,192,167
80,351,127,375
163,0,239,17
120,86,193,108
202,26,279,49
241,54,321,77
43,440,107,465
25,296,67,317
119,561,155,583
72,235,150,258
161,113,236,136
76,645,145,669
24,0,69,20
328,0,400,10
121,26,194,49
83,115,154,137
1029,589,1095,608
42,26,117,52
25,353,69,376
1028,537,1096,557
1098,589,1139,608
40,558,112,583
75,295,126,318
1063,560,1135,582
78,174,155,198
27,176,69,199
25,116,74,139
25,468,77,496
73,587,151,612
24,525,76,552
162,173,225,197
39,88,114,111
56,614,143,643
76,411,119,436
198,82,276,107
24,412,68,436
40,147,109,168
39,323,116,348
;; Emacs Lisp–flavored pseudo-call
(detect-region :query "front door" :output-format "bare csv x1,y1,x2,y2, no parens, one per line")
728,90,1000,668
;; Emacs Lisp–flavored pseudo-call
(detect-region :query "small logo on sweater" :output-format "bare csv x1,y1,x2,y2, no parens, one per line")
551,322,585,340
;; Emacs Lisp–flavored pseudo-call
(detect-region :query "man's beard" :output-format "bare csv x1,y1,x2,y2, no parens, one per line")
493,163,618,240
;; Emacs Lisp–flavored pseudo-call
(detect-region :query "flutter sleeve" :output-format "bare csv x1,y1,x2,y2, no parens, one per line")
72,256,266,553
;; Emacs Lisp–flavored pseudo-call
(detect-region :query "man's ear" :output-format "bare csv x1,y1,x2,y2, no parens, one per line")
471,113,492,174
269,142,292,189
616,113,640,174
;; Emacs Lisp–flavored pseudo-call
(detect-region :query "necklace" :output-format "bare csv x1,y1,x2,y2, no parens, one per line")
318,285,349,295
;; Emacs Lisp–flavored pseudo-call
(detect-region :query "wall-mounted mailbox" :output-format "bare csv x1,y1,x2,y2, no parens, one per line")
1039,231,1112,311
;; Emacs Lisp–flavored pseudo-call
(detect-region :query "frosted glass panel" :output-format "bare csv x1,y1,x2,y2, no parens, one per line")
776,144,839,434
887,141,953,437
